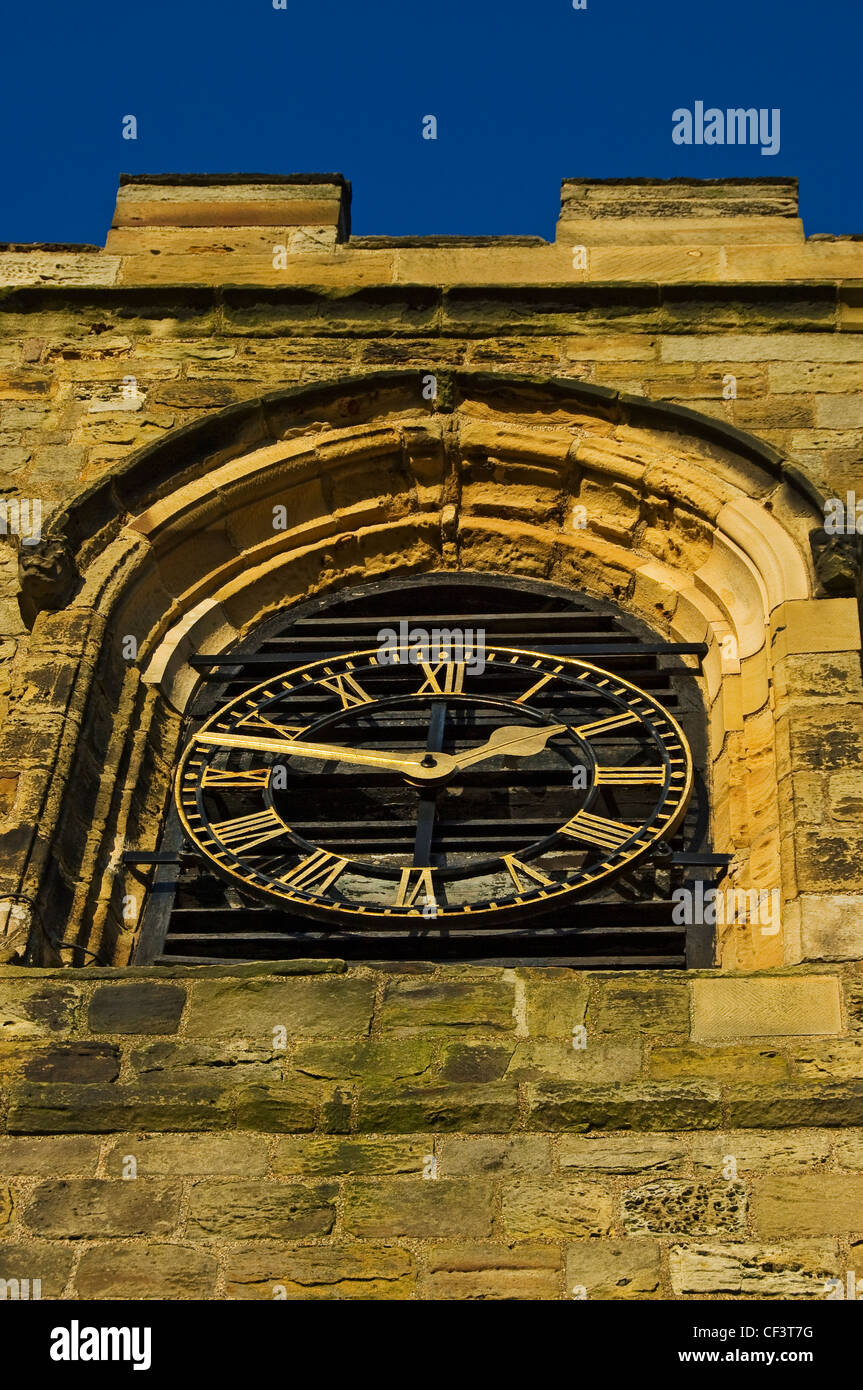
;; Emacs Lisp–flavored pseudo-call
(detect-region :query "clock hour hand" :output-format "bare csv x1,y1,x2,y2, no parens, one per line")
451,722,569,770
194,731,457,780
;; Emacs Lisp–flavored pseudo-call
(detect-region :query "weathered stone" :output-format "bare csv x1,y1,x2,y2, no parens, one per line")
75,1244,219,1299
790,1040,863,1080
183,977,375,1039
130,1039,280,1082
24,1180,181,1237
506,1039,641,1083
0,1186,13,1229
234,1078,322,1132
724,1083,863,1128
669,1241,838,1296
0,1135,100,1175
439,1041,515,1082
587,979,690,1034
0,1242,76,1299
88,983,186,1034
186,1183,337,1241
357,1082,518,1132
520,973,589,1038
0,983,79,1038
565,1239,661,1299
380,979,514,1032
831,1131,863,1168
274,1136,427,1177
753,1175,863,1236
438,1136,552,1177
343,1179,494,1239
423,1243,561,1300
648,1043,789,1083
798,896,863,962
7,1081,234,1133
559,1134,686,1173
622,1180,747,1235
225,1243,415,1300
691,1130,831,1173
501,1178,614,1239
102,1134,270,1177
526,1082,721,1131
293,1038,435,1082
23,1042,120,1084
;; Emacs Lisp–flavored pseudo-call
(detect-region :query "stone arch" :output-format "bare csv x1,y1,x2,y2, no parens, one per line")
3,371,859,970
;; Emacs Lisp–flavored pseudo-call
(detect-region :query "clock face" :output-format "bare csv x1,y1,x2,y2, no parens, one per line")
175,647,693,929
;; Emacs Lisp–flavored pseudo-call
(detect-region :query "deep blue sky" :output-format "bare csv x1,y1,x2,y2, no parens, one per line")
1,0,858,244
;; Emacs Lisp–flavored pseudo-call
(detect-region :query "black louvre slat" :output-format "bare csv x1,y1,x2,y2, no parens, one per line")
189,641,706,669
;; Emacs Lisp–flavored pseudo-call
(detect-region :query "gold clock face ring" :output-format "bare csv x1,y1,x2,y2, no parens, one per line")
175,646,693,929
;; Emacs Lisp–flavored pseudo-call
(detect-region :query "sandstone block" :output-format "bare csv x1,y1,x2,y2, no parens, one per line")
75,1244,218,1299
691,975,841,1040
273,1137,426,1177
224,1243,415,1300
438,1136,552,1177
565,1239,661,1299
380,979,514,1032
423,1243,561,1300
501,1178,614,1239
526,1082,721,1131
102,1134,270,1178
622,1180,747,1236
87,983,186,1034
669,1240,838,1296
559,1135,686,1173
186,1182,337,1241
343,1179,494,1240
24,1180,180,1238
183,976,375,1039
588,979,690,1034
753,1175,863,1236
0,1242,75,1299
0,982,79,1038
357,1082,518,1133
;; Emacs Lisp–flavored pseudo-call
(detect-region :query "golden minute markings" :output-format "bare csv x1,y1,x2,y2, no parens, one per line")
573,711,640,738
416,661,465,695
210,808,287,852
559,810,636,851
279,850,348,894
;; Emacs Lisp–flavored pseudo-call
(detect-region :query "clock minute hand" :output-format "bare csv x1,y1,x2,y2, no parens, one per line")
452,722,570,771
194,731,457,779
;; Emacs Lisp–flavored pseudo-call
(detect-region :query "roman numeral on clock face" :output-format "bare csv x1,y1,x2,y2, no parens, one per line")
502,855,554,891
201,768,271,790
210,808,287,852
236,710,308,738
279,849,348,894
316,672,374,709
395,866,436,908
513,671,556,705
416,661,465,695
594,766,666,785
559,810,636,851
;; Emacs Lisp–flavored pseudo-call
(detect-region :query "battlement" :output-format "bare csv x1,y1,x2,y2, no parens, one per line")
1,174,859,290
